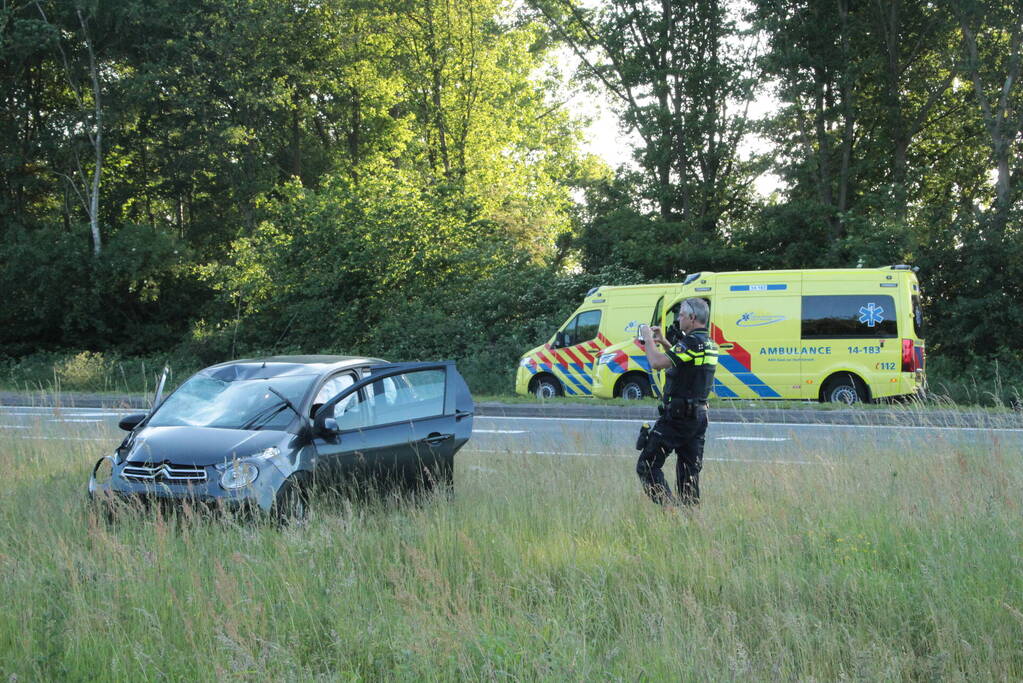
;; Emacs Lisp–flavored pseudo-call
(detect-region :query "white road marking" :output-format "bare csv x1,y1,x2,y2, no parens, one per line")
0,425,31,429
474,414,1023,434
465,448,816,465
473,429,526,434
1,407,128,415
48,418,105,423
716,436,788,442
4,435,108,442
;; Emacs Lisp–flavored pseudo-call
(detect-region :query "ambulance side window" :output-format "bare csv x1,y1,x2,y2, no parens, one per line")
650,296,664,326
666,303,681,328
561,310,601,347
574,310,601,344
912,295,925,338
802,295,898,338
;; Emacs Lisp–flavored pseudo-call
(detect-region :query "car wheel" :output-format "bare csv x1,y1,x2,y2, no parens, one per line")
619,375,651,400
272,476,309,525
532,376,562,399
824,376,863,404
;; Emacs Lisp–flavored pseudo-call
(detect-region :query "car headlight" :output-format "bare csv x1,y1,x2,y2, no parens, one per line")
219,462,259,490
519,357,533,368
598,353,615,365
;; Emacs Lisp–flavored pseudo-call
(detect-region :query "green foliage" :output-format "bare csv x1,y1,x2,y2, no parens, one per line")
1,0,1020,405
0,222,202,355
206,166,511,355
1,0,591,372
926,352,1023,408
374,262,644,393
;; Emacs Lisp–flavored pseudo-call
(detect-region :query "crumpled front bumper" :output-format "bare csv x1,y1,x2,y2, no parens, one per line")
88,456,286,512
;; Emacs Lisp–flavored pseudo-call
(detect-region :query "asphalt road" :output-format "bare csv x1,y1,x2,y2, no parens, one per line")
3,404,1021,466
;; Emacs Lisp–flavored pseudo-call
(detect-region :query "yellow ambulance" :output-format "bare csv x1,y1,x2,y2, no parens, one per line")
590,266,926,403
515,283,683,398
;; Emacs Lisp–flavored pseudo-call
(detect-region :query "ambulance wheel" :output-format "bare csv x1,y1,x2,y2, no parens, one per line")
531,375,563,399
822,374,867,404
617,374,651,400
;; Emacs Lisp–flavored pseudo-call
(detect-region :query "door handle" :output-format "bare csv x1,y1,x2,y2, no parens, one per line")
455,409,474,421
425,433,453,445
719,343,734,350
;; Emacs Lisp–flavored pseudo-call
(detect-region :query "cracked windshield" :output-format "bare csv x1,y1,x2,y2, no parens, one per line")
148,375,314,430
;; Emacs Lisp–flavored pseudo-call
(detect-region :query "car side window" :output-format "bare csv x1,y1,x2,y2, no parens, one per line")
313,373,357,417
334,369,446,430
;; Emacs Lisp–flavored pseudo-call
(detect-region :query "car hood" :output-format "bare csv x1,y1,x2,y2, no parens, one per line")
126,426,287,466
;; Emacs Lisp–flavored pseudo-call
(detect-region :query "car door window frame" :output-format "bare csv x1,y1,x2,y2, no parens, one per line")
313,363,453,435
311,370,361,417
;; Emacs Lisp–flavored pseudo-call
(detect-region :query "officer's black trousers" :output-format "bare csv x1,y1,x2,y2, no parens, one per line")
636,408,708,505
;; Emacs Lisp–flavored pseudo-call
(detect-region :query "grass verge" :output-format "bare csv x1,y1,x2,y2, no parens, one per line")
0,422,1020,679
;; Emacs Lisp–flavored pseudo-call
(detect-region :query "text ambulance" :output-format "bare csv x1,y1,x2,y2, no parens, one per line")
590,267,926,403
515,283,683,398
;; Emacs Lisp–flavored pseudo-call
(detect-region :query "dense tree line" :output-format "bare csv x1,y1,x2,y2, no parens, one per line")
1,0,1020,395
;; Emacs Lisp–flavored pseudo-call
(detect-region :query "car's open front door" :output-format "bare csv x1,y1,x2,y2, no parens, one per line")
311,361,473,491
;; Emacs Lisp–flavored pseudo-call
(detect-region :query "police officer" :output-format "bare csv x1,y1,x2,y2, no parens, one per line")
636,298,718,506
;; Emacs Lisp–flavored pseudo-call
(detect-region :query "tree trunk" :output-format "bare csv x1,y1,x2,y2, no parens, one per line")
81,6,102,256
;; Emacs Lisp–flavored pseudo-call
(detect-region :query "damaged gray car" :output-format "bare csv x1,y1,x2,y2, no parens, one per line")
88,356,474,520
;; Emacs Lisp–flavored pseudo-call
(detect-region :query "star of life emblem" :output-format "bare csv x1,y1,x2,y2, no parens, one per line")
858,302,885,327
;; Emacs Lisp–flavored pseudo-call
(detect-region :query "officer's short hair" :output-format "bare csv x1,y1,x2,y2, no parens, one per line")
681,298,709,326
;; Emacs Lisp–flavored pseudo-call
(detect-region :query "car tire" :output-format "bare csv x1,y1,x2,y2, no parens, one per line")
532,375,563,399
272,476,309,525
618,374,651,400
823,375,864,404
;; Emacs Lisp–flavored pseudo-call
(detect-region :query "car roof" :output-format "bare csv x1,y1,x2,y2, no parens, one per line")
202,355,387,381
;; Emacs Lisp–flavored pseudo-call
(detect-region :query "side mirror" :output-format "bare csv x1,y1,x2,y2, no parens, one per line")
314,416,340,439
554,331,566,348
118,413,147,432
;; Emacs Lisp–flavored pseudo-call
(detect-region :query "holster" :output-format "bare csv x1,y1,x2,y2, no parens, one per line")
635,423,651,450
666,399,697,420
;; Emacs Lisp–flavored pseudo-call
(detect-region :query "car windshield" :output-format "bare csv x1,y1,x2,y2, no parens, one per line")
148,374,316,430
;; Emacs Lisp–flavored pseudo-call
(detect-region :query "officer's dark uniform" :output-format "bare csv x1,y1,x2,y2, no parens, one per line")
636,326,718,505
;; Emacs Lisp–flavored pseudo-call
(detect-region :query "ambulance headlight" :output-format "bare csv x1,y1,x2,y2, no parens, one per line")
598,353,615,365
519,357,533,368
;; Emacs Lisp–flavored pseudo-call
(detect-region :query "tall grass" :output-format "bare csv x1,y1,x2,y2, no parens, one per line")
1,419,1021,679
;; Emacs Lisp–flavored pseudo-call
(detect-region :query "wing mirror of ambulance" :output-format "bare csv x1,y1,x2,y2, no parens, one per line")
554,331,566,348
